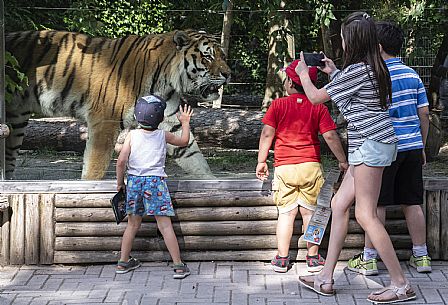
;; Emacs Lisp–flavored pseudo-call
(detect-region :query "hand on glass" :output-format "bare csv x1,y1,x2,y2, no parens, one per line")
177,104,193,125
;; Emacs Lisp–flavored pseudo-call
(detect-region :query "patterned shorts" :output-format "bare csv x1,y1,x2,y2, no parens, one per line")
126,175,175,217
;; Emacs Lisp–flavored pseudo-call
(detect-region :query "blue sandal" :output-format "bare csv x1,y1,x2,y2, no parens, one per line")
173,262,190,279
116,257,142,274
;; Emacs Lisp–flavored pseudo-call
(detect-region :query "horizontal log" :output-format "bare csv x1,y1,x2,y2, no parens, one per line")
53,249,412,264
55,219,409,237
172,192,272,206
1,178,446,194
54,206,279,222
51,204,418,222
55,220,291,237
54,234,411,251
54,191,272,208
23,109,266,151
0,179,269,193
424,179,448,191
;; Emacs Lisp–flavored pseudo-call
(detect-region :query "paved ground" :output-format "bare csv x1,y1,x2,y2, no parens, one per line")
0,261,447,305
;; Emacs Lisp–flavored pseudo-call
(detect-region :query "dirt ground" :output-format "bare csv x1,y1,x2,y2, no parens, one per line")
12,134,448,180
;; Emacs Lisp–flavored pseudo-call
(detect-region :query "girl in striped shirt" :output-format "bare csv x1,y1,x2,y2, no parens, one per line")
295,11,415,304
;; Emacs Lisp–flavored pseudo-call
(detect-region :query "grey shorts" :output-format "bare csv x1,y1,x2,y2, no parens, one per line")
348,139,397,167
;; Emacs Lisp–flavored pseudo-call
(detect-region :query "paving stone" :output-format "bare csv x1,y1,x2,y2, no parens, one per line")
11,296,32,305
198,262,216,275
213,287,231,303
231,292,248,305
0,294,16,305
0,261,445,305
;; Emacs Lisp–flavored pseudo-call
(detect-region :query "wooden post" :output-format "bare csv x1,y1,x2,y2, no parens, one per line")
440,191,448,260
426,190,441,259
40,194,55,264
0,206,9,265
25,194,40,264
9,194,25,264
0,0,6,180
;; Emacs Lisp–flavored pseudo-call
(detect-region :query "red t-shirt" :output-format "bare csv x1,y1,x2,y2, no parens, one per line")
262,93,337,167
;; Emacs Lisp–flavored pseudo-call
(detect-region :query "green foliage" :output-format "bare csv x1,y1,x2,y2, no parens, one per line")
312,0,336,32
64,0,172,37
370,0,447,56
3,0,446,98
4,52,29,104
5,0,72,31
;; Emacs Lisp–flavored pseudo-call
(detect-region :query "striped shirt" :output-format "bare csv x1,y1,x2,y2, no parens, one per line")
325,63,397,153
386,58,428,152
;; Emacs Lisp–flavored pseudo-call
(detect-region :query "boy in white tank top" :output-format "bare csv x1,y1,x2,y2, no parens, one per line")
115,95,193,279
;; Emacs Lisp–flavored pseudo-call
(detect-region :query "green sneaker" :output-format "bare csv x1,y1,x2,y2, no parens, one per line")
347,252,379,276
409,255,432,273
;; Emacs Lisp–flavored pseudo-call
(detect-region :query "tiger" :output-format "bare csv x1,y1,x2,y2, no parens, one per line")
5,29,231,179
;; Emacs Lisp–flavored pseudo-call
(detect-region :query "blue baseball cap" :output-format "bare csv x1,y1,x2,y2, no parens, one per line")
134,95,167,129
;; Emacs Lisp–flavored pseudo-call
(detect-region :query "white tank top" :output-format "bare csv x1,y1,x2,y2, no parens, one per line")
127,129,167,177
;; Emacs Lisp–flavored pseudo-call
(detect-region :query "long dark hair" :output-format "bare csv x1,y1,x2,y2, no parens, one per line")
341,11,392,110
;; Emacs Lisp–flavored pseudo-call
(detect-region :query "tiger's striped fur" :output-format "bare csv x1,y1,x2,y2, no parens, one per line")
5,30,230,179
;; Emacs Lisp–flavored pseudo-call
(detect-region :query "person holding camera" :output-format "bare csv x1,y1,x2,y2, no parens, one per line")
347,21,431,276
295,12,415,304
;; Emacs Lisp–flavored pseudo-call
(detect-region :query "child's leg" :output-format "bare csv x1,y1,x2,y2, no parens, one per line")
299,167,355,286
402,204,426,247
155,216,182,264
353,164,407,290
276,207,298,257
119,215,143,262
299,206,318,256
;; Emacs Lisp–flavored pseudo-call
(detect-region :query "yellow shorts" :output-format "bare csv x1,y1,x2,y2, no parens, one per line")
272,162,324,214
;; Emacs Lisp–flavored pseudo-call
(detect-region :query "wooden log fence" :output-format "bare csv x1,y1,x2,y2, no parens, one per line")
0,178,447,265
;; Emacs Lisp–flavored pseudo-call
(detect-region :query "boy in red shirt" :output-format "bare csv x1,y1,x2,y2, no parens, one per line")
256,59,348,273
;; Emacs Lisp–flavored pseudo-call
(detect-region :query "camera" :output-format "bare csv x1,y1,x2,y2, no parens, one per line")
303,53,325,67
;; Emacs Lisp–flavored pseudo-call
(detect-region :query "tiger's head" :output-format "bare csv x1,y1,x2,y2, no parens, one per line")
168,30,231,101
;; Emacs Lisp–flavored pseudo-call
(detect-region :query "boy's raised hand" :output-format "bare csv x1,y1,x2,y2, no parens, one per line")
177,104,193,125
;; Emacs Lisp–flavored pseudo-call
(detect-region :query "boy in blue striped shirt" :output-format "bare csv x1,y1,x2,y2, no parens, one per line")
348,21,432,275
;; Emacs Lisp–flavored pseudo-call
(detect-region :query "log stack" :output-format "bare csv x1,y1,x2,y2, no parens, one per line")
0,178,447,265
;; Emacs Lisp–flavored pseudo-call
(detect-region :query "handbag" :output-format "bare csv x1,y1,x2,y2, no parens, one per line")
110,188,127,224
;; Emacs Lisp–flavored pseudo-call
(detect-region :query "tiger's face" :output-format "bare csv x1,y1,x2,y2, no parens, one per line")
175,31,231,101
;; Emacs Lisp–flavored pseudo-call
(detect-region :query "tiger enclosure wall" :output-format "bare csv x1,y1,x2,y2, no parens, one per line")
1,178,447,265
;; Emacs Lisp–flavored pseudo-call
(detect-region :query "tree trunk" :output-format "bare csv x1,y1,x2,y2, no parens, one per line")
261,1,294,111
22,109,265,151
429,31,448,110
21,108,351,157
22,118,88,153
212,0,234,109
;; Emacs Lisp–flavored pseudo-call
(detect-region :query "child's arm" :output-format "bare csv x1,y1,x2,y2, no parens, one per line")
116,132,132,192
418,105,430,165
165,104,193,147
322,130,348,171
256,125,275,181
295,51,333,105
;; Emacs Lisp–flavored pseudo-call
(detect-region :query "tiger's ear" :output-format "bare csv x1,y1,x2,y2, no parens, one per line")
173,31,191,51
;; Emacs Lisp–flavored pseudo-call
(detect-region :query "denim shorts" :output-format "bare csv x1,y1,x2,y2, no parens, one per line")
126,175,175,217
348,139,397,167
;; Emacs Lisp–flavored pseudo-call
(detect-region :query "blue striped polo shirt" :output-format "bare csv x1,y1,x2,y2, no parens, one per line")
386,58,429,152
